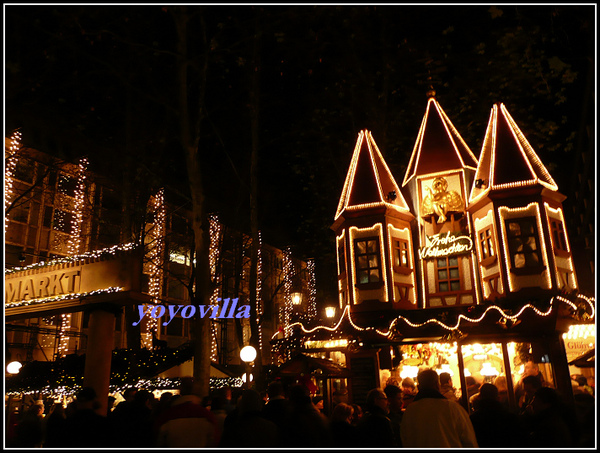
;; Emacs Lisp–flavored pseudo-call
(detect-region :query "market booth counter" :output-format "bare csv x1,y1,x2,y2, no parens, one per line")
271,352,352,415
278,291,594,415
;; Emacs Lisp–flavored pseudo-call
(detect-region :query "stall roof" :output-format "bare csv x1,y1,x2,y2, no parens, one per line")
274,353,352,378
568,348,595,368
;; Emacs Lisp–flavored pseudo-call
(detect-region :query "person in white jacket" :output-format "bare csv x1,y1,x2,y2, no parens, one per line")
400,368,478,448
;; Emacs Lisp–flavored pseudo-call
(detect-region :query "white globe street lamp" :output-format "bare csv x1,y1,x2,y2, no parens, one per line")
6,361,23,375
240,345,257,363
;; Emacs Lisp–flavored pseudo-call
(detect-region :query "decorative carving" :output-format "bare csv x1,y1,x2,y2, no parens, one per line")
421,177,464,223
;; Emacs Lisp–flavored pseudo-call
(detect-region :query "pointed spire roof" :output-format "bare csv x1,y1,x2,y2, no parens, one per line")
335,130,410,220
469,103,558,203
403,97,478,186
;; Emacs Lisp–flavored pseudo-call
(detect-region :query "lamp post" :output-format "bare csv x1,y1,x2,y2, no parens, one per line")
325,306,336,319
240,345,257,389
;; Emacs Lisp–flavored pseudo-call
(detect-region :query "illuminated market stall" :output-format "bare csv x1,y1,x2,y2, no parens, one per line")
274,95,595,411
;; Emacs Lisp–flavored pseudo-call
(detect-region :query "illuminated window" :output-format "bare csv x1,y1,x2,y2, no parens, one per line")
478,227,496,264
393,238,410,268
505,217,543,270
436,256,461,292
550,219,567,252
354,238,381,284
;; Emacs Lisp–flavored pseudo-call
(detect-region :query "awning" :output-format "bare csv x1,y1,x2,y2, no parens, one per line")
568,348,595,368
274,353,352,378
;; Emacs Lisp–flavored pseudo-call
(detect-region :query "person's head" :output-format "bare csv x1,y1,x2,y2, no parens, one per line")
312,396,324,410
351,403,362,424
366,388,389,414
575,375,588,387
76,387,97,410
122,387,138,402
267,381,285,399
532,386,559,413
417,368,440,392
289,384,312,406
523,375,542,396
493,375,508,392
239,389,263,414
439,372,452,387
134,389,154,409
401,377,416,394
179,377,195,396
29,403,44,417
384,384,403,412
331,402,354,424
160,392,173,404
524,360,539,377
478,383,499,401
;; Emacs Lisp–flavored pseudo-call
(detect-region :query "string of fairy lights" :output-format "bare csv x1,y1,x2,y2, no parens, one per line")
307,259,317,318
66,157,88,256
278,293,595,341
209,213,222,361
144,189,166,349
5,242,138,275
55,157,89,357
282,247,294,339
256,230,264,352
5,130,21,233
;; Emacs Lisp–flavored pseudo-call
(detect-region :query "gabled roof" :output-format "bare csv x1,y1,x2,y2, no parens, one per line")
402,97,478,187
469,103,558,203
335,130,410,220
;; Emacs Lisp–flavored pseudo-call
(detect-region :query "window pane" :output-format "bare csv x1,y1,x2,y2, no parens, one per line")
369,256,378,267
450,268,460,278
358,256,368,269
438,270,448,279
367,240,377,253
370,269,380,282
525,253,540,267
510,238,523,252
514,253,526,268
508,222,521,236
439,282,449,292
437,258,447,267
451,281,461,291
356,241,366,254
525,237,537,251
449,257,458,266
358,271,369,284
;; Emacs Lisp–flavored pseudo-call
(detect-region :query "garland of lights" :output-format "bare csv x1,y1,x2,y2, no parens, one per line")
5,130,21,233
144,189,166,349
282,247,293,339
6,377,243,400
66,157,88,256
209,214,222,361
257,230,264,352
307,259,317,318
5,242,138,275
276,294,595,340
5,287,124,309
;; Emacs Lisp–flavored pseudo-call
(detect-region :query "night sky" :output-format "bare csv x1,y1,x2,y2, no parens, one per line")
5,5,595,299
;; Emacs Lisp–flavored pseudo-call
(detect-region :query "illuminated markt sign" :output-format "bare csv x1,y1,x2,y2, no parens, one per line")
6,269,81,303
419,231,473,259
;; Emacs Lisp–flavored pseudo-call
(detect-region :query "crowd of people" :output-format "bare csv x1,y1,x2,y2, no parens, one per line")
6,364,595,448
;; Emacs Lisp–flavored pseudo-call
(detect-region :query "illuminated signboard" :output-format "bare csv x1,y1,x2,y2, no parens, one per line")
419,231,473,259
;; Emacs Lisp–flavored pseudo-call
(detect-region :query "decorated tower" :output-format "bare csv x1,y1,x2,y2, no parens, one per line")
332,130,416,313
468,103,578,301
402,96,480,308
